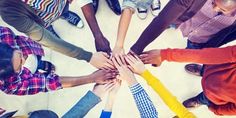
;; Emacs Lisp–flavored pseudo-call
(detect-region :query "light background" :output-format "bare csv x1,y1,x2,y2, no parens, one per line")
0,0,236,118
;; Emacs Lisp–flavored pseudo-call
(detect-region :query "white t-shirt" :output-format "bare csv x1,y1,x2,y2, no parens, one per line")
23,55,38,73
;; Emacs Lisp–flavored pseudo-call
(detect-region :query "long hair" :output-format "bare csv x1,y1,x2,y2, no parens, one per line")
0,0,44,26
0,43,15,80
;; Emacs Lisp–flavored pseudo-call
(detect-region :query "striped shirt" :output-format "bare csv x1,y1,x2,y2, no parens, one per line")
21,0,67,27
179,0,236,43
130,83,158,118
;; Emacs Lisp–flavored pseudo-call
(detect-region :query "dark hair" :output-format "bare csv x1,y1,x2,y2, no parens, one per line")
0,43,15,80
0,0,44,26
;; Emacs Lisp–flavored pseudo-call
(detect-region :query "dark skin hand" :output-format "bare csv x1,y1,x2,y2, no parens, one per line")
81,3,112,54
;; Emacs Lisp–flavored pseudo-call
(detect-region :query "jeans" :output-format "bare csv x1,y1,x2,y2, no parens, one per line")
196,92,212,106
122,0,153,10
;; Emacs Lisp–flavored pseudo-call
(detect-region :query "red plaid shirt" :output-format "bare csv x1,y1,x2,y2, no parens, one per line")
0,26,62,95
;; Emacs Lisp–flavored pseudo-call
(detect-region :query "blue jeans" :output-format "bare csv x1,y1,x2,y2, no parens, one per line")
196,92,212,106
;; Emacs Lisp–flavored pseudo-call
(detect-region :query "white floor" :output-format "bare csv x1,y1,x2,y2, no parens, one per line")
0,0,235,118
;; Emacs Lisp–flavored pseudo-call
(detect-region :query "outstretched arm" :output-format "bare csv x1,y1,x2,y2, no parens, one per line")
81,3,111,54
113,8,134,55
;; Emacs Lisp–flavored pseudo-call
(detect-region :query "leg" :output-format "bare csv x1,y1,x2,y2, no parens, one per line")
183,92,212,108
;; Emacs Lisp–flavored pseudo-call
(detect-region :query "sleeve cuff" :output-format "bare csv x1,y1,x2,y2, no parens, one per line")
129,83,144,95
160,49,169,62
100,110,112,118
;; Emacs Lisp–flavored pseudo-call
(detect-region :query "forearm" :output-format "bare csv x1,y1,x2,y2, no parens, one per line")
115,9,133,48
141,70,196,118
62,91,101,118
130,0,193,54
129,83,158,117
27,22,92,61
81,4,103,38
161,46,236,64
60,75,94,88
104,95,116,111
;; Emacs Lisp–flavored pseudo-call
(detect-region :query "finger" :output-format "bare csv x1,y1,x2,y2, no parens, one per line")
128,54,138,62
104,62,115,69
102,52,110,58
115,55,123,66
119,54,127,66
112,57,121,68
127,65,135,72
105,82,115,90
126,55,135,64
124,56,134,66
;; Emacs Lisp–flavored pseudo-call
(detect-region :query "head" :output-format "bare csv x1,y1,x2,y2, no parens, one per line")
213,0,236,15
0,43,25,80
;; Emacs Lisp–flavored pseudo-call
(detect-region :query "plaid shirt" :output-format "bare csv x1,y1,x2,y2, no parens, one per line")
130,83,158,118
0,26,62,95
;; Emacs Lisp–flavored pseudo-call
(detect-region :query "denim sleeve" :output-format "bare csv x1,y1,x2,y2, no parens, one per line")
122,0,153,10
129,83,158,118
62,91,101,118
99,110,112,118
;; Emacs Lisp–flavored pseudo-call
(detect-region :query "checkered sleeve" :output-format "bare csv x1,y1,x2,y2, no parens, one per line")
129,83,158,118
6,68,62,95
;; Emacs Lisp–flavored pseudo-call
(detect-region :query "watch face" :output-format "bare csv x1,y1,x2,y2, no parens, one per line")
0,110,17,118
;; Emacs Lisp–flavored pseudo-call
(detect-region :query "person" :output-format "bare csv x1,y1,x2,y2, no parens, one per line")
118,54,196,117
0,82,116,118
112,0,153,56
0,26,117,95
140,45,236,115
108,55,158,118
128,0,236,74
99,79,121,118
79,0,121,54
0,0,114,70
137,0,161,20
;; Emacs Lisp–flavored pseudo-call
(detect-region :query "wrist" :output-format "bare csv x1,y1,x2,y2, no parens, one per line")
127,78,138,87
94,32,103,40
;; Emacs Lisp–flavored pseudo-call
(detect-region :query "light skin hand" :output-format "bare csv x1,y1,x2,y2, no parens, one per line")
124,54,146,75
112,46,125,56
139,49,162,66
112,55,137,86
92,82,115,98
104,79,122,111
89,52,115,69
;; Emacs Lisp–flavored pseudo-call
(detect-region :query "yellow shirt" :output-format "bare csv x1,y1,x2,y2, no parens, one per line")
141,70,196,118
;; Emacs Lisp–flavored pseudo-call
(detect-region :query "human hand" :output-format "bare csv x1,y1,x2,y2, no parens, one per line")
90,69,118,84
90,52,114,69
108,79,121,96
140,49,162,66
0,108,6,115
124,54,146,75
112,55,137,86
95,35,112,55
92,82,115,98
112,46,125,56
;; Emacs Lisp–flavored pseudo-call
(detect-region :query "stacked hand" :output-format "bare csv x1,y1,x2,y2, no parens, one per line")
140,49,162,67
90,52,114,69
91,69,118,84
112,54,137,86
